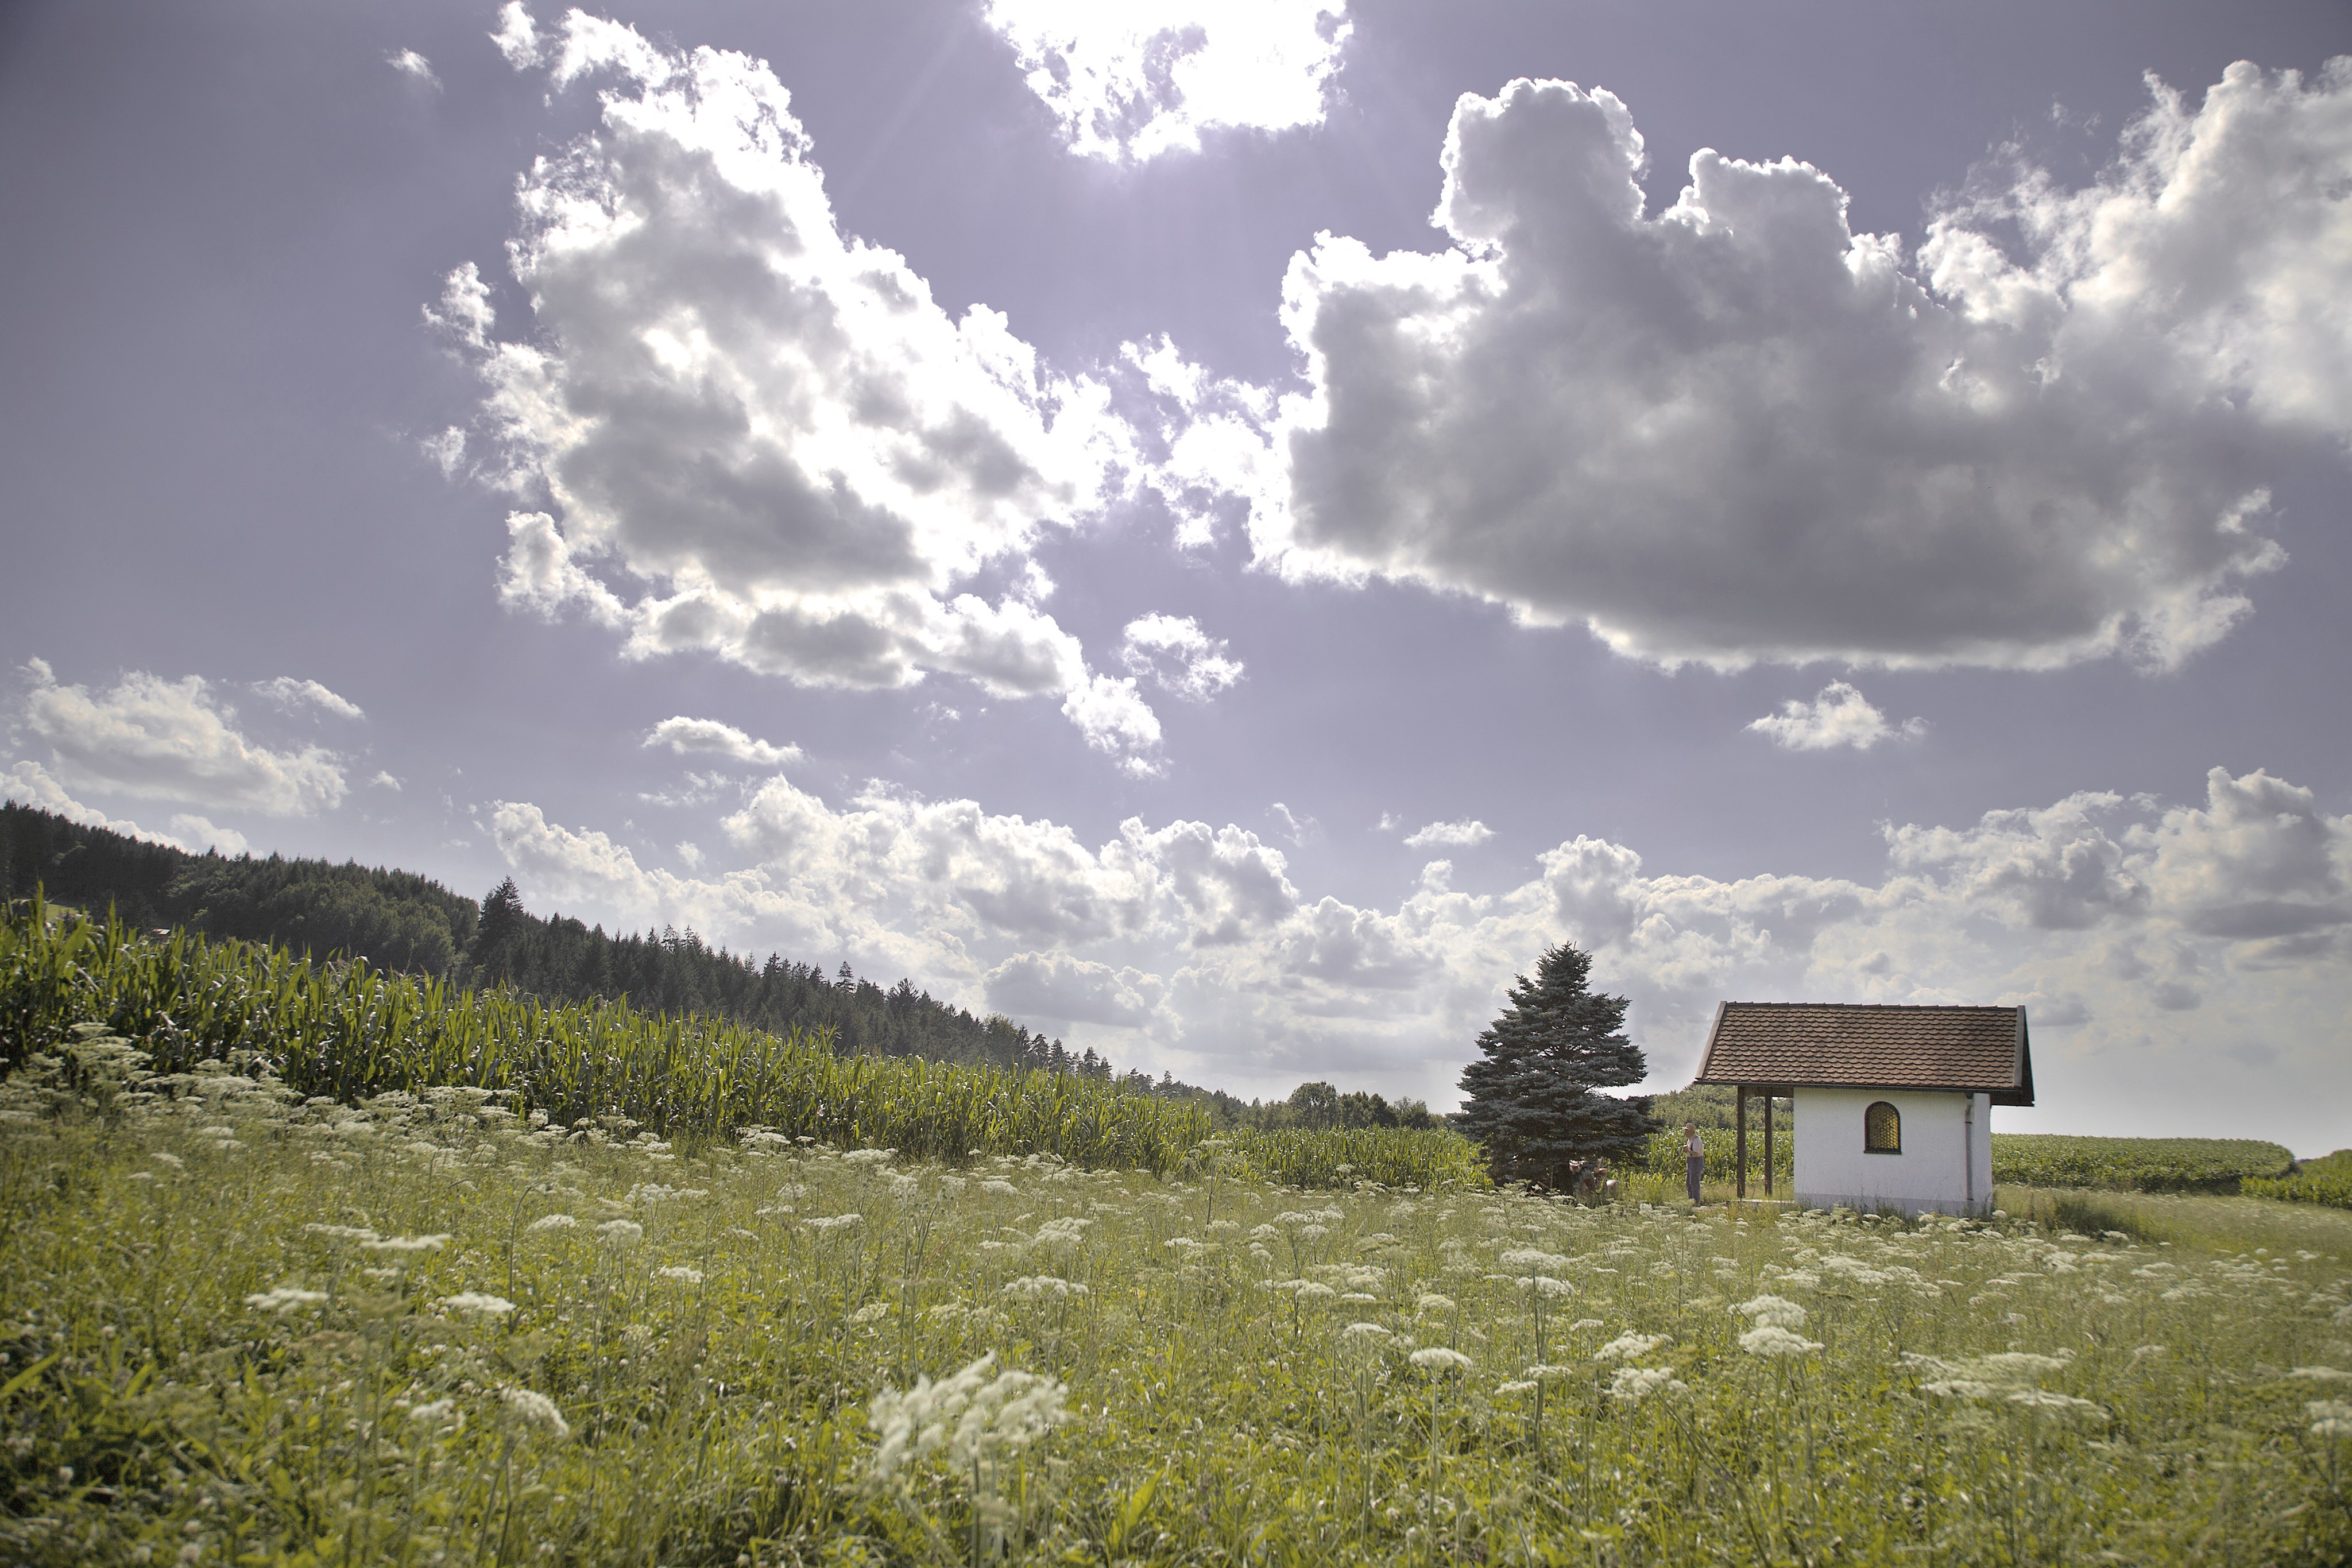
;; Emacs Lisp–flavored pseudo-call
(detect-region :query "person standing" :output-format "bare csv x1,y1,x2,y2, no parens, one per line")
1682,1122,1705,1204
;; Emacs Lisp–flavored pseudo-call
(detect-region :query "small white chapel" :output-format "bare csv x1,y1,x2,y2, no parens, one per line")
1692,1001,2035,1217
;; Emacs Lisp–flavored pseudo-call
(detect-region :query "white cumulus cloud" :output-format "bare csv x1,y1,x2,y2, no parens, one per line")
15,659,346,818
444,12,1160,768
1403,819,1493,850
985,951,1166,1028
983,0,1352,162
1746,683,1923,751
477,764,2352,1146
1169,63,2352,672
1117,613,1243,700
644,717,802,768
388,49,439,87
256,677,365,721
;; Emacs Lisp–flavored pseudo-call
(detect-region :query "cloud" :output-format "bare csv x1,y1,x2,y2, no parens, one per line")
1403,819,1493,850
985,951,1165,1027
420,427,466,478
3,761,249,858
982,0,1352,162
1169,64,2352,672
1061,674,1164,775
479,763,2352,1144
446,14,1159,767
1746,683,1923,750
2,758,170,845
1268,802,1317,845
489,2,540,68
168,815,250,856
256,677,365,721
1118,613,1244,700
494,512,628,628
15,659,346,818
388,48,439,87
644,717,802,768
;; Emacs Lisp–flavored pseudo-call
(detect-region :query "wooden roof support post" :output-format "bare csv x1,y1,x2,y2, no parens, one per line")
1735,1086,1747,1201
1763,1092,1774,1198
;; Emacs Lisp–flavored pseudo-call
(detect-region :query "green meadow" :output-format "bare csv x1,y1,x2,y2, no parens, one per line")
6,907,2352,1564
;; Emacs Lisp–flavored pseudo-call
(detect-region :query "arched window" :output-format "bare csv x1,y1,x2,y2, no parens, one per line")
1864,1101,1901,1154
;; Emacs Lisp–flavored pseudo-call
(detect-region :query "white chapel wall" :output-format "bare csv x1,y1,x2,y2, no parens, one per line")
1792,1088,1993,1216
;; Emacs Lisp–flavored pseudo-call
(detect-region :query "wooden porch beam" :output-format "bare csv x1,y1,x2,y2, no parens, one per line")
1735,1086,1747,1201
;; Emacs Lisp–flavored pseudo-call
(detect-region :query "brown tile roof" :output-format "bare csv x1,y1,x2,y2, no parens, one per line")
1692,1002,2034,1106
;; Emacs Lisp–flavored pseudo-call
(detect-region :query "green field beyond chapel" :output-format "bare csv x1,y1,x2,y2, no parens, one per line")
5,896,2352,1563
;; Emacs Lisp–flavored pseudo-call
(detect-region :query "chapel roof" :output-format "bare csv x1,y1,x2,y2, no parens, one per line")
1691,1001,2034,1106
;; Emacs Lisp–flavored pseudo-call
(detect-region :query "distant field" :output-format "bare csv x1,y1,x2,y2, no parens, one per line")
1991,1133,2296,1194
1643,1126,2296,1196
2247,1149,2352,1209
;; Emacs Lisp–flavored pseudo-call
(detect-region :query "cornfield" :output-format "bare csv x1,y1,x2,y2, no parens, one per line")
1641,1122,2297,1198
0,897,1500,1188
1642,1126,1794,1186
0,895,1210,1172
1223,1126,1490,1191
1991,1133,2295,1194
2246,1149,2352,1209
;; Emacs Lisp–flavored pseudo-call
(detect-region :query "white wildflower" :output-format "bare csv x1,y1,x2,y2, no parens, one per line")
1341,1322,1393,1344
848,1302,891,1323
527,1214,577,1232
2008,1389,2106,1419
1498,1379,1539,1396
437,1292,516,1315
2290,1367,2352,1384
407,1397,462,1430
1608,1366,1682,1403
595,1219,644,1244
806,1213,863,1233
302,1224,379,1243
1415,1294,1457,1315
2309,1399,2352,1438
362,1234,453,1255
243,1287,328,1314
1409,1347,1474,1373
1003,1275,1090,1299
1734,1295,1808,1330
1738,1325,1824,1357
1595,1333,1671,1364
981,1180,1018,1196
500,1387,571,1438
653,1266,703,1285
1568,1318,1605,1333
865,1353,1070,1484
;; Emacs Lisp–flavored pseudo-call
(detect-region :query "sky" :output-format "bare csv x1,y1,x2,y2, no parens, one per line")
2,0,2348,1149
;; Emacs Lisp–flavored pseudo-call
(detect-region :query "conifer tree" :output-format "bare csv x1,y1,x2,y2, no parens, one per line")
1456,942,1657,1189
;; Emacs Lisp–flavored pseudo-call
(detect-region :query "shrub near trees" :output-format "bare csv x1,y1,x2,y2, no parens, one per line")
1457,942,1657,1190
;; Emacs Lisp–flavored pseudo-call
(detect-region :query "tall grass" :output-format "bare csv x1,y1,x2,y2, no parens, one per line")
6,1051,2350,1566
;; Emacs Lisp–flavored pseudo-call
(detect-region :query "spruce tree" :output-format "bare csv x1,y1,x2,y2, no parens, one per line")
1457,942,1657,1190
